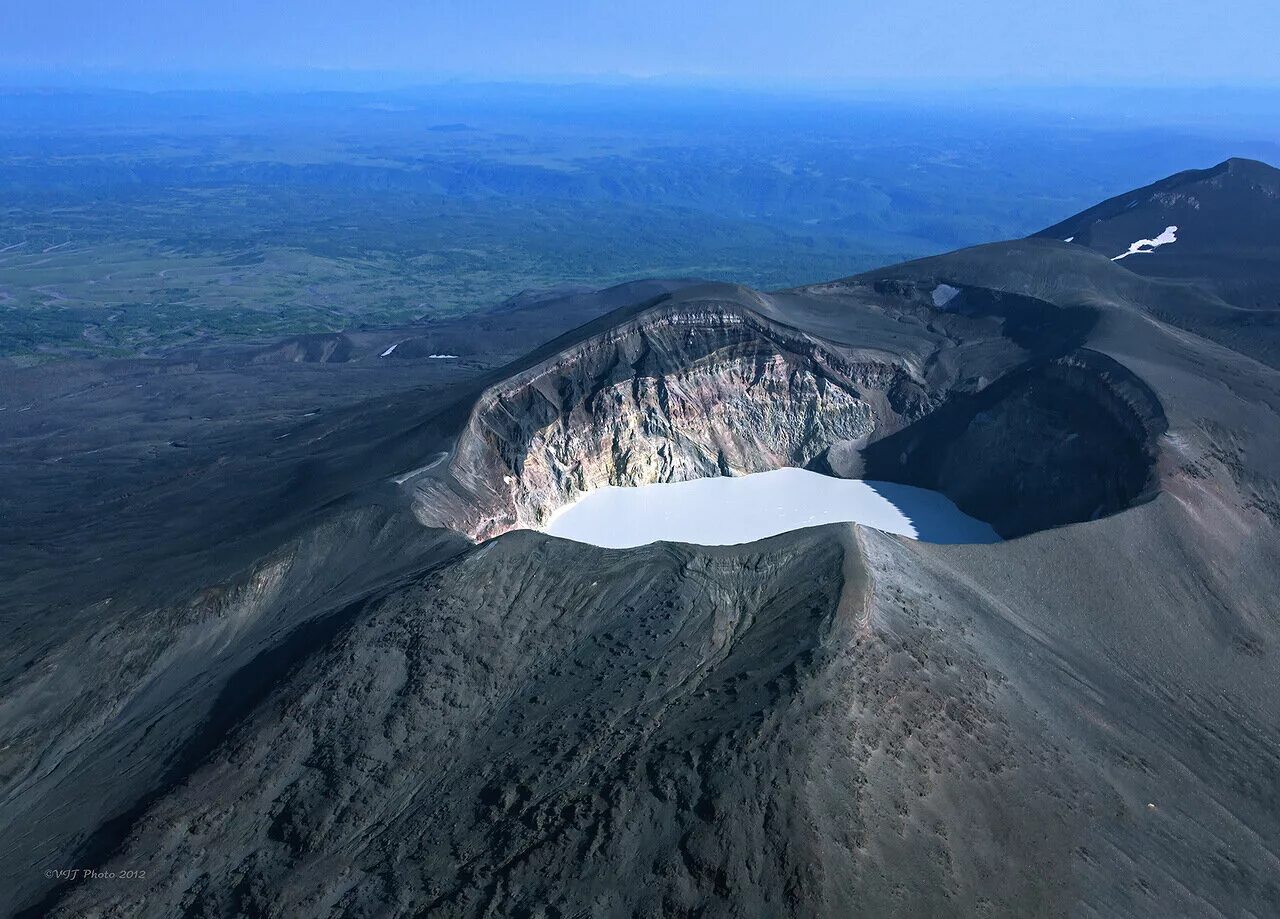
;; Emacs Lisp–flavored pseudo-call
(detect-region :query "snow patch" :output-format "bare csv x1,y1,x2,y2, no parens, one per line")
1113,226,1178,261
428,354,459,359
931,284,961,309
1064,236,1075,243
380,342,400,357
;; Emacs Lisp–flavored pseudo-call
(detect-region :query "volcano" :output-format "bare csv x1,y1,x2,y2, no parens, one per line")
6,160,1280,919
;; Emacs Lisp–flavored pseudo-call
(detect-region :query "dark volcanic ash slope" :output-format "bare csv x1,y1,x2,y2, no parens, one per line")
1037,156,1280,310
46,530,1097,919
1034,158,1280,368
9,169,1280,918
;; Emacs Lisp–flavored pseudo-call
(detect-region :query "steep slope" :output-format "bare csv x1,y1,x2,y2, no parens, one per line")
45,527,1103,918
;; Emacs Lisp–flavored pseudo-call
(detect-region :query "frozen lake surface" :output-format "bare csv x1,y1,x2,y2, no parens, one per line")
541,467,1002,548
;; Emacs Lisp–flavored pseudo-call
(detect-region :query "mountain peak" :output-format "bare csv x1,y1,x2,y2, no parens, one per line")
1221,155,1280,176
1035,157,1280,309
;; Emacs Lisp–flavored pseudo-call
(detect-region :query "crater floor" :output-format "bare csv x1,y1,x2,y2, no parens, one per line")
539,467,1003,547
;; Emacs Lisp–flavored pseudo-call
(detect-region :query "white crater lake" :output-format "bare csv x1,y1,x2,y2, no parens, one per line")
541,467,1001,548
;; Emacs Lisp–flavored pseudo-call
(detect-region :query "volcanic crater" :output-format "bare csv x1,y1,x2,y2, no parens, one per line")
405,281,1167,545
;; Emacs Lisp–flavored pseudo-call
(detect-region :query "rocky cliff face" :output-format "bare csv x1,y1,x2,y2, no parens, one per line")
416,300,930,540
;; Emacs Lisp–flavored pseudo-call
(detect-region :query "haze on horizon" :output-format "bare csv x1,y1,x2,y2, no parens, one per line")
8,0,1280,90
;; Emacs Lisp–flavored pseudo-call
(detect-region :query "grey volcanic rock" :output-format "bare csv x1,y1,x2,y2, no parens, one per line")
7,164,1280,918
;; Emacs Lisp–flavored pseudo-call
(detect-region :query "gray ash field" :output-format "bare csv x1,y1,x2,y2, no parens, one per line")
4,159,1280,917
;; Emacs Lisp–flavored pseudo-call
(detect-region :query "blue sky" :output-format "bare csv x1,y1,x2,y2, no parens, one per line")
8,0,1279,88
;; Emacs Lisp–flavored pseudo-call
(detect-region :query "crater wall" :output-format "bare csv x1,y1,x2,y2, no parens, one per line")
415,303,928,540
410,296,1166,543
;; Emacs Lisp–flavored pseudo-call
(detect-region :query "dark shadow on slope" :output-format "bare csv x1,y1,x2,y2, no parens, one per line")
17,594,377,917
863,481,1003,545
863,349,1167,539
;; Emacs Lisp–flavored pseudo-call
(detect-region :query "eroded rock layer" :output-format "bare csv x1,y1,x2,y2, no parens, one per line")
417,300,929,540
